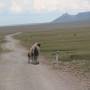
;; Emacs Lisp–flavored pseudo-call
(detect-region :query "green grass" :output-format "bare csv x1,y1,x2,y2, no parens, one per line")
0,33,5,53
14,27,90,72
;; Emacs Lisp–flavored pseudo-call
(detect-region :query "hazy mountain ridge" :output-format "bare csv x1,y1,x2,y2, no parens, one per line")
53,12,90,23
0,11,90,32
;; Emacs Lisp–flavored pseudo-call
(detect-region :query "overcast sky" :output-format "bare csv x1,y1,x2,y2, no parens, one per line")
0,0,90,26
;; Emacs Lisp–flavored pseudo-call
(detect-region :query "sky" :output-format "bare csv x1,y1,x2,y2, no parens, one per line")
0,0,90,26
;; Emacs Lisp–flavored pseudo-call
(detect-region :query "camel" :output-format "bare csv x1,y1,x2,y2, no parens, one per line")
28,42,41,65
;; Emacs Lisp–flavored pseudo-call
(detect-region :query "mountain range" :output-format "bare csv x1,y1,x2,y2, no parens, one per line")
0,11,90,32
53,11,90,24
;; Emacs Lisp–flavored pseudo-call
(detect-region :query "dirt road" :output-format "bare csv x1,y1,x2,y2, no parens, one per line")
0,33,87,90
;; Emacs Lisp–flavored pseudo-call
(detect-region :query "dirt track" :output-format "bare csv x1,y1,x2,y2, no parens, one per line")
0,33,88,90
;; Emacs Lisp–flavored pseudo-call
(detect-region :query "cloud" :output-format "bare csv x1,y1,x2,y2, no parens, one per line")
33,0,90,13
0,0,90,14
0,2,5,11
10,0,32,13
33,0,58,12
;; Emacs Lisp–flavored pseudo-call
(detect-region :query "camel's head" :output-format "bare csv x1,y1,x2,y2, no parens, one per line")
37,43,41,47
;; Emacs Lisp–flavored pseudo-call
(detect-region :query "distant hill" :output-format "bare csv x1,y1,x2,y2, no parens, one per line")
53,11,90,23
0,12,90,33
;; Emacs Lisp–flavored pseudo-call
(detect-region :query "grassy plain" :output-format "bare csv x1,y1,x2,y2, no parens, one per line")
14,27,90,73
0,33,5,53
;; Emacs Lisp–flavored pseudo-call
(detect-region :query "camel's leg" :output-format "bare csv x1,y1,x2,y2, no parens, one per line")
34,56,39,65
31,55,34,64
28,53,31,64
